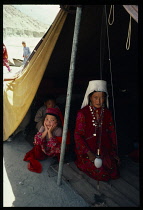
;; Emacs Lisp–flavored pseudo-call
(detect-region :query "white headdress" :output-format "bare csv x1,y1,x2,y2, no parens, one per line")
81,80,109,108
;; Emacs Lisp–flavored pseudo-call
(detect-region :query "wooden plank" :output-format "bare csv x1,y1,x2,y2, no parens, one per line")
50,158,140,207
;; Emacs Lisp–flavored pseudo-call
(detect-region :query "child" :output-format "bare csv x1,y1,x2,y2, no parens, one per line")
34,94,59,131
23,108,65,173
34,108,63,157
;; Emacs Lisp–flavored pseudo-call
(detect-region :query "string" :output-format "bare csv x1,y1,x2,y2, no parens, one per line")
98,6,107,153
96,5,115,189
108,5,114,25
97,108,103,153
104,5,118,154
100,7,106,80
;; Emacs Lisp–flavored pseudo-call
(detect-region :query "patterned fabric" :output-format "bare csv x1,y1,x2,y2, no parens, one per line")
3,44,11,71
3,58,10,70
3,44,8,59
23,127,62,173
34,128,62,157
74,105,120,181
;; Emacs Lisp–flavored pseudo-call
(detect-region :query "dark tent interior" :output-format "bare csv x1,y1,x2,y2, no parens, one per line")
26,5,138,159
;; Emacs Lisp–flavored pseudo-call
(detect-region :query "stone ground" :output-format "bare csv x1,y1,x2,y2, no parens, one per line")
3,133,89,207
3,131,140,207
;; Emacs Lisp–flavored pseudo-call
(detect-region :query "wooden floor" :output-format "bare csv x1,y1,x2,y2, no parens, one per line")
50,156,140,207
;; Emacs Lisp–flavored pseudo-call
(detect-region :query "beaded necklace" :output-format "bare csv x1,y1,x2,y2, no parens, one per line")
89,105,104,137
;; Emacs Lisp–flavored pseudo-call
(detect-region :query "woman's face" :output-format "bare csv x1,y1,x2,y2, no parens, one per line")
89,92,105,108
44,115,57,128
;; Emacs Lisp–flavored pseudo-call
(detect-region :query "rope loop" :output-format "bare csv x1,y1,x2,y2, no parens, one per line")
108,5,114,25
126,15,132,50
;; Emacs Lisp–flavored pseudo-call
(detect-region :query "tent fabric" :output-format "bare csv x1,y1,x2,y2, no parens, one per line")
3,8,67,141
3,5,138,143
123,5,138,23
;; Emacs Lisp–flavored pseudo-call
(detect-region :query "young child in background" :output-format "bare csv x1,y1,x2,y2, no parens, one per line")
34,94,60,131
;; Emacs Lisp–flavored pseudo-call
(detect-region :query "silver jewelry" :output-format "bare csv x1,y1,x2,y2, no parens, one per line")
89,106,104,137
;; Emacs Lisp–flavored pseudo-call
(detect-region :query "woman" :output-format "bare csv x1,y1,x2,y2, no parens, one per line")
3,43,11,72
74,80,120,181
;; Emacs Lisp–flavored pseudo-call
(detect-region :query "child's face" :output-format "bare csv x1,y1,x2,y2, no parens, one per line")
44,115,57,128
45,100,55,108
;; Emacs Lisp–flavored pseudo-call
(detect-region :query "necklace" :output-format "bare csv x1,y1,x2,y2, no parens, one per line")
89,106,104,137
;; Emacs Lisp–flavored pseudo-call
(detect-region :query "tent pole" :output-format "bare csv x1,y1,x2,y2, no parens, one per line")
57,6,82,186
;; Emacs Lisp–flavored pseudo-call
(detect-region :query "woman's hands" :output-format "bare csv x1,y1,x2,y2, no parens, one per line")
87,150,96,162
114,155,121,166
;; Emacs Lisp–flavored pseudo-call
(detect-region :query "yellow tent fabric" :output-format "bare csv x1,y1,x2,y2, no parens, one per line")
3,8,67,141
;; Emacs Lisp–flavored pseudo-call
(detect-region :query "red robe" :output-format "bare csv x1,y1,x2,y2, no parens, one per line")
74,105,120,181
3,44,10,70
23,127,70,173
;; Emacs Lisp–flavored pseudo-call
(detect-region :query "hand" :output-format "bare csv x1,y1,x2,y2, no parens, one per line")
48,123,57,133
41,122,49,139
114,155,120,166
87,151,96,162
44,121,48,132
47,123,58,139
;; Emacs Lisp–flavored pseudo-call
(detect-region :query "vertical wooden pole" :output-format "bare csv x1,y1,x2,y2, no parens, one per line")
57,6,82,186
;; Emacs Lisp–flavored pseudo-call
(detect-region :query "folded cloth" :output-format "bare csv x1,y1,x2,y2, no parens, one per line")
23,145,47,161
27,157,42,173
23,145,47,173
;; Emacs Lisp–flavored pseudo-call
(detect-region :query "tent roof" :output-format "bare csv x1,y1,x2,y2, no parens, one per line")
42,5,138,91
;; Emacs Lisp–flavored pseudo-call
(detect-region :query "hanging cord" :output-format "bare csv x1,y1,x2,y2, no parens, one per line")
93,106,104,190
98,6,107,155
97,107,104,152
126,15,132,50
100,7,106,79
96,7,113,189
98,5,117,151
108,5,114,25
105,5,118,154
95,6,116,190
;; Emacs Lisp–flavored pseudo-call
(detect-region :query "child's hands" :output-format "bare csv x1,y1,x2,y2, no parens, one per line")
44,121,48,132
48,123,57,133
44,121,57,139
